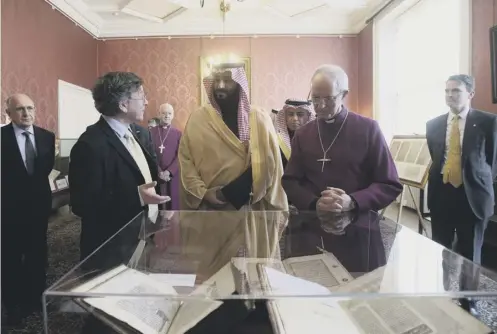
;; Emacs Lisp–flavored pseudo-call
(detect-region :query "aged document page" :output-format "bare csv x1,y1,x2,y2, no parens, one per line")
231,253,352,294
334,267,492,334
260,267,359,334
282,253,353,290
72,265,181,334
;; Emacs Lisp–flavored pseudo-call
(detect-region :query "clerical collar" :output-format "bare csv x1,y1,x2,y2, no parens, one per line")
322,107,347,124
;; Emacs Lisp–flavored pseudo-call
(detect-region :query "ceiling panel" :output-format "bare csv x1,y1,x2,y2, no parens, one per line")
124,0,183,17
47,0,388,38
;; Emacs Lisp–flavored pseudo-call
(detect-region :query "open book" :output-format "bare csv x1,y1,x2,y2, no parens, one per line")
333,267,492,334
259,265,492,334
71,263,237,334
231,253,354,295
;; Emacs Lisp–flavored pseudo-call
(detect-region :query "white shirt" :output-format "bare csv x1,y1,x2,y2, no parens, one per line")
442,108,469,168
12,123,37,168
102,115,131,151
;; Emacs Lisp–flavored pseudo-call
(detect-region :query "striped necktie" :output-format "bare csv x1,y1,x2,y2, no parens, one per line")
124,130,158,221
442,115,462,188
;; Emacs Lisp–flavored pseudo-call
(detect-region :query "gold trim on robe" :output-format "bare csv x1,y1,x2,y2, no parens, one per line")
277,134,291,162
178,105,289,278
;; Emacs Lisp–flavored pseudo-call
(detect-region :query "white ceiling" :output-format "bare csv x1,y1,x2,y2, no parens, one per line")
46,0,387,39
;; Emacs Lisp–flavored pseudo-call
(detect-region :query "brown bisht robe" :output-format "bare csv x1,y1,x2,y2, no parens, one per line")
179,65,288,278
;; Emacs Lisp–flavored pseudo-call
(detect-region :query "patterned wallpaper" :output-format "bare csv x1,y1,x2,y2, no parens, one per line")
358,24,374,118
97,37,359,130
1,0,97,132
3,0,495,134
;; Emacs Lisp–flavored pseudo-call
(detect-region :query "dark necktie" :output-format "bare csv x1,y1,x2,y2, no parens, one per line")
23,132,36,175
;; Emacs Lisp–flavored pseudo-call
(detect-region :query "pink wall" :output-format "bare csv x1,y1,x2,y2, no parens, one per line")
357,24,374,118
97,37,359,130
3,0,497,132
472,0,497,114
1,0,97,132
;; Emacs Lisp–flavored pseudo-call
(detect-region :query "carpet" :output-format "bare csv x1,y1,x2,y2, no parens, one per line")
2,209,83,334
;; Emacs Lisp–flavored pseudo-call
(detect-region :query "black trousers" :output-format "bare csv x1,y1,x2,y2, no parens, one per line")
429,176,488,292
1,212,49,313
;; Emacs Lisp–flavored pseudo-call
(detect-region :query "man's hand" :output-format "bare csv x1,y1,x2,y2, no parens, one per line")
289,205,299,215
139,181,170,204
159,170,171,182
317,187,354,213
204,187,227,207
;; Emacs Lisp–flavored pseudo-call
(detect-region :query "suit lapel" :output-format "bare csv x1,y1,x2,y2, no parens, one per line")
461,109,479,164
97,118,141,174
3,123,29,174
433,114,448,167
33,126,47,158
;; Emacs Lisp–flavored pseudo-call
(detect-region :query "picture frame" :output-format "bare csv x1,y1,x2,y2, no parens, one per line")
199,56,252,106
490,25,497,104
389,135,431,189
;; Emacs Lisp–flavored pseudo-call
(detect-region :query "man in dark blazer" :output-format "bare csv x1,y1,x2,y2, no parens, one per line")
69,72,169,266
1,94,55,324
426,74,497,313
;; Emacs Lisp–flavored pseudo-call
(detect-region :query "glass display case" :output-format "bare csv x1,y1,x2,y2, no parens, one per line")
43,210,497,334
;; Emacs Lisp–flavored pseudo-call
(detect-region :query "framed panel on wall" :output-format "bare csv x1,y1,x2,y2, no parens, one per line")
491,25,497,104
199,57,252,106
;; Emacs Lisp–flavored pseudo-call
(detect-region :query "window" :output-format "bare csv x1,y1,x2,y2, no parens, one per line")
374,0,471,142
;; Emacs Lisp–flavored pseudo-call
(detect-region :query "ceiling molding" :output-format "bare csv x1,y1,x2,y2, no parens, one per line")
46,0,101,37
46,0,383,39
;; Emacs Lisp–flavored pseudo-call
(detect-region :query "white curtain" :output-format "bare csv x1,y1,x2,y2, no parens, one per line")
374,0,471,141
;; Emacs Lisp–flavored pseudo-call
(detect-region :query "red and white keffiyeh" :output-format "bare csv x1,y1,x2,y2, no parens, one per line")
275,99,315,149
203,65,251,142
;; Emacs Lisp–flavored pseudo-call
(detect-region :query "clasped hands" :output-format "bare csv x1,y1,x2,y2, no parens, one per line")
159,170,171,182
316,187,354,234
317,187,353,213
204,186,227,209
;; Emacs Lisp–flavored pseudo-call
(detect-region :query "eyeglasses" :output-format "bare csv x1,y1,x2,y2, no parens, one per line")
310,93,342,104
129,95,147,101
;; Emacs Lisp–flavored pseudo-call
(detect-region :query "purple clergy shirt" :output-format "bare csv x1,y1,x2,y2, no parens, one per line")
282,109,402,212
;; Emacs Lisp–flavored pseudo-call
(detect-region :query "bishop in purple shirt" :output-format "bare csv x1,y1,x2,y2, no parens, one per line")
282,64,402,217
150,103,181,210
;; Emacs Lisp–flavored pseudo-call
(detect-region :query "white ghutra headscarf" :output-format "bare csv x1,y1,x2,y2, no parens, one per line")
275,98,315,150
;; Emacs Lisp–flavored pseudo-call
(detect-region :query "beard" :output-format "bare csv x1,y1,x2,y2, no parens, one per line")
214,88,240,111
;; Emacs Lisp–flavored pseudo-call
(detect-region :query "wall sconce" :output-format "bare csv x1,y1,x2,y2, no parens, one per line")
220,0,231,13
205,53,241,75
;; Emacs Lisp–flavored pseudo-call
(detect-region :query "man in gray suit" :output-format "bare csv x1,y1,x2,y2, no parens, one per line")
426,74,497,313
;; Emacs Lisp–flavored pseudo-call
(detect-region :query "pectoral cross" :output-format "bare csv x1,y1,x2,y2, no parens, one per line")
159,144,165,154
317,153,331,172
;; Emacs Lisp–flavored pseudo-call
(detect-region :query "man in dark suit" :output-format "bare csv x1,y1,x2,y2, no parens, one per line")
69,72,169,265
426,74,497,313
1,94,55,324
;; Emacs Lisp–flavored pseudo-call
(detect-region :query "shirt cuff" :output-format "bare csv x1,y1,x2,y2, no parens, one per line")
137,186,144,206
309,198,319,211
